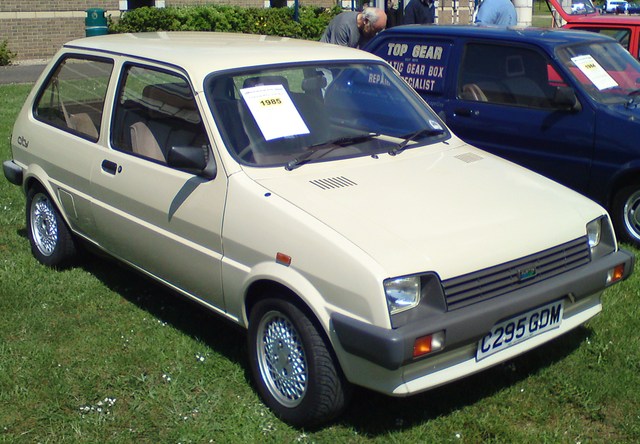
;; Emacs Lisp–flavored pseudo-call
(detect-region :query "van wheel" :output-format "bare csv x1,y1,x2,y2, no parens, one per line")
612,184,640,246
26,186,77,268
248,297,350,427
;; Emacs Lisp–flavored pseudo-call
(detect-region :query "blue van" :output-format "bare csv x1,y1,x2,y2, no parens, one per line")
366,26,640,246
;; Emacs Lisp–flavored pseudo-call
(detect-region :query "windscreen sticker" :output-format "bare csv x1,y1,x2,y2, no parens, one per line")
571,55,618,90
374,41,449,93
240,84,310,141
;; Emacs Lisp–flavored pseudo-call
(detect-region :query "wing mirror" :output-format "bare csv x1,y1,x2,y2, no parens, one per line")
168,145,217,179
553,86,582,112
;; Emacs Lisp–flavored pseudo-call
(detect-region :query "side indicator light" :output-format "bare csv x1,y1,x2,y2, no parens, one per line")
413,331,445,359
276,252,292,267
607,264,625,284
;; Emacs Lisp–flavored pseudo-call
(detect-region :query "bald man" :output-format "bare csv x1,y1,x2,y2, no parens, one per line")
320,8,387,48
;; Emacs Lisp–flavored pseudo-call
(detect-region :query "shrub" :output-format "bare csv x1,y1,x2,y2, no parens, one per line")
110,5,342,41
0,39,16,66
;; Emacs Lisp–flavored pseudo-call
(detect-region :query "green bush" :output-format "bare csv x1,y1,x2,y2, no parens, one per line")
110,5,342,40
0,39,16,66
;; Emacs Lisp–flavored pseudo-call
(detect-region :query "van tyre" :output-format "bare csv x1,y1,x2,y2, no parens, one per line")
26,185,77,268
248,297,350,428
612,184,640,246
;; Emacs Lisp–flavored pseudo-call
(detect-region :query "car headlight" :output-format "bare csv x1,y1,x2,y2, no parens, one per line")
587,216,616,259
384,275,421,315
587,217,602,249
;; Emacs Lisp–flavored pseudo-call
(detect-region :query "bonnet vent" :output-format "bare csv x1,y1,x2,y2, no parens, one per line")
455,152,484,163
309,176,357,190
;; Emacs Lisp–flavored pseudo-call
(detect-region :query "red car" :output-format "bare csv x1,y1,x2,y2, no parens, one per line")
549,0,640,58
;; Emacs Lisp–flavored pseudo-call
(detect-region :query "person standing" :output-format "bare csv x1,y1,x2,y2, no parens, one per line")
474,0,517,26
403,0,435,25
320,7,388,48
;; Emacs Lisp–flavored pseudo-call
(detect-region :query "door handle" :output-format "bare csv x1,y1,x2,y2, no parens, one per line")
101,160,118,175
454,108,480,117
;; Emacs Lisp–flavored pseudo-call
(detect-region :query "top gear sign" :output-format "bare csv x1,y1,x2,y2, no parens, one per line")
371,40,451,93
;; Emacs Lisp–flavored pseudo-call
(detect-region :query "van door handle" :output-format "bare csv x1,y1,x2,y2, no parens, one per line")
454,108,480,117
101,160,118,175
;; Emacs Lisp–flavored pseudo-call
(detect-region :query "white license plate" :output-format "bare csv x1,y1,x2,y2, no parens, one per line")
476,300,564,361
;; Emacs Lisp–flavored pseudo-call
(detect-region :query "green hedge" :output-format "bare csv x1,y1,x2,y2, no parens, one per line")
0,39,16,66
109,5,342,41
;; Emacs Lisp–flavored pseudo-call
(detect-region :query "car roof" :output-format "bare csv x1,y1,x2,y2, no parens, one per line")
63,32,381,88
565,14,640,25
372,25,615,51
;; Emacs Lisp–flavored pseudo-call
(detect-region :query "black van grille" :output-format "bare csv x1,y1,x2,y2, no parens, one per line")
442,237,590,311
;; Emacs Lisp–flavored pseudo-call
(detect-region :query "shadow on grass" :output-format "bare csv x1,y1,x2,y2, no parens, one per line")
72,249,589,436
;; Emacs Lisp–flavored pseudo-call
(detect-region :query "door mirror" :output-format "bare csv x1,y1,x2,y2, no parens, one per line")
553,86,582,112
168,145,217,179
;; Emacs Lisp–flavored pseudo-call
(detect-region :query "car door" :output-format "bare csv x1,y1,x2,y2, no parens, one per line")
30,54,114,239
90,63,226,309
443,42,597,195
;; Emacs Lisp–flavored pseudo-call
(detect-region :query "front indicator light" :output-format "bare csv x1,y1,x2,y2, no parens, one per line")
413,331,445,358
607,263,626,284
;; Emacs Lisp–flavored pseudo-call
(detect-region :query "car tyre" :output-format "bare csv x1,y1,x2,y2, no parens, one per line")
26,185,77,267
612,184,640,246
248,296,350,428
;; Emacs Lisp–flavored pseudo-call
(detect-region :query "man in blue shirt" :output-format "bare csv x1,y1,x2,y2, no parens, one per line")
475,0,517,26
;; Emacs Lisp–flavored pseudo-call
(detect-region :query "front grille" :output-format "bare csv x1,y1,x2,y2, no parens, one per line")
442,237,590,311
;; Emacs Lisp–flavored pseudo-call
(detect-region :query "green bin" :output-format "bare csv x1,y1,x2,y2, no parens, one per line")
85,8,107,37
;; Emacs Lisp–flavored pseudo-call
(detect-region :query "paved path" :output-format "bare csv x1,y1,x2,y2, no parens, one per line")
0,63,47,85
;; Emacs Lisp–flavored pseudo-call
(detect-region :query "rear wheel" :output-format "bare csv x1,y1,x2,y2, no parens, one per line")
248,296,350,427
26,185,77,267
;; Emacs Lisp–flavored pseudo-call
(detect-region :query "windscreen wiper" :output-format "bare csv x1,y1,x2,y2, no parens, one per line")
388,127,446,156
285,133,379,171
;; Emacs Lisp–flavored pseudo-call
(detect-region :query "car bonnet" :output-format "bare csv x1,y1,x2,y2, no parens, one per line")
248,140,605,280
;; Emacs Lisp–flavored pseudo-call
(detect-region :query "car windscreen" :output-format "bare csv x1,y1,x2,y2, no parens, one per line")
554,0,598,14
557,40,640,105
204,62,449,168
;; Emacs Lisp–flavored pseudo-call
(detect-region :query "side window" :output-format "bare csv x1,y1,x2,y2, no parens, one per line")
574,27,631,52
111,65,209,167
34,56,113,140
459,44,559,109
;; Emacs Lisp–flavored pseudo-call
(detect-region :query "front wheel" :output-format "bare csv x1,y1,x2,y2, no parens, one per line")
612,184,640,246
248,297,350,427
26,186,77,267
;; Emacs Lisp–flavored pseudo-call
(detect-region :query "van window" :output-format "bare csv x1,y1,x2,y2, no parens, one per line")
459,44,560,109
34,56,113,141
368,39,453,96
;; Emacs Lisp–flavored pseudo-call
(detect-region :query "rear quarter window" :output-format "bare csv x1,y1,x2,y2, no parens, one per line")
369,38,453,96
34,55,113,141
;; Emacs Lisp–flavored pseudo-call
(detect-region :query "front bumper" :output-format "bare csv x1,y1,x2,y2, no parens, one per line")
332,249,634,370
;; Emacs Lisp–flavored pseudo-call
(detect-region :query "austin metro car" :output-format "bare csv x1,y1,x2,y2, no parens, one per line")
3,32,634,427
367,26,640,247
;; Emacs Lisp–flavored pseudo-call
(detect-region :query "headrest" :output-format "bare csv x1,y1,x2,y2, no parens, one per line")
243,76,290,91
141,83,201,124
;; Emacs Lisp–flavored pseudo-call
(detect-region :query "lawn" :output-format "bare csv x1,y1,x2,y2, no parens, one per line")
1,82,639,443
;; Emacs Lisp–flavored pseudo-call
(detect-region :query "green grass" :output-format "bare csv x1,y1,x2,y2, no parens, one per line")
1,81,640,442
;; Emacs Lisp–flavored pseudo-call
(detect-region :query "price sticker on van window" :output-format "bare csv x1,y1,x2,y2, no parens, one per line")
240,84,309,141
571,54,618,91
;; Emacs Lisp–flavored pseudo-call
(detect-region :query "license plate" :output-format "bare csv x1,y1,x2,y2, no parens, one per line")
476,300,564,361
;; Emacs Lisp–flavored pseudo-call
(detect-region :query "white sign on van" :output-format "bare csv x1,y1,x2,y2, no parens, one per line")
571,54,618,90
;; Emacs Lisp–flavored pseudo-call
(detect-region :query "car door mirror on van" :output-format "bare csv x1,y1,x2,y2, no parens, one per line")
168,145,217,179
553,86,582,112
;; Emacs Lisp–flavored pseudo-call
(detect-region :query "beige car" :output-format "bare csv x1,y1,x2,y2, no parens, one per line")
2,32,635,427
